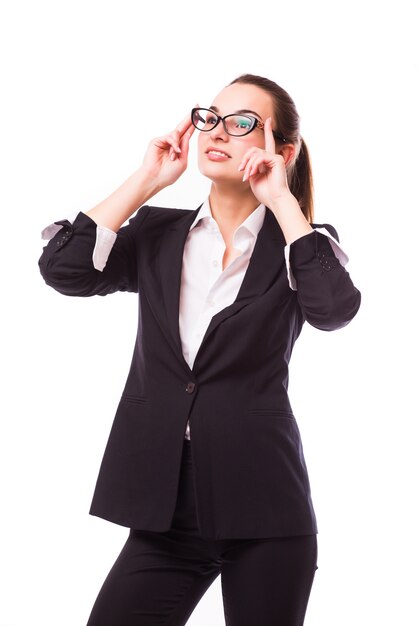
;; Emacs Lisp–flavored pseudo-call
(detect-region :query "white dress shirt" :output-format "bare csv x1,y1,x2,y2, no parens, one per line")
41,198,348,440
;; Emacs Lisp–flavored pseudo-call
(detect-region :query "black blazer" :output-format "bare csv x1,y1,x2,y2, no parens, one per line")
39,204,361,540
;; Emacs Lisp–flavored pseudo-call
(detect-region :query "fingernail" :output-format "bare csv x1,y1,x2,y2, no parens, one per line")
176,147,181,153
170,154,176,161
238,163,243,171
242,174,246,182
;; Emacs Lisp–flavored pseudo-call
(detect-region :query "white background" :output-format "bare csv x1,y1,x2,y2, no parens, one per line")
1,0,416,624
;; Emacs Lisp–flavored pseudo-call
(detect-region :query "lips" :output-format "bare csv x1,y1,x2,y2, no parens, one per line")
205,147,231,158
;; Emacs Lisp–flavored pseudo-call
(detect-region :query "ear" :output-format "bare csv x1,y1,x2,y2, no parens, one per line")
276,143,296,167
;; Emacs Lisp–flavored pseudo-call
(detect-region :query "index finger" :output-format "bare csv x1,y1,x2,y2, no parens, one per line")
264,117,276,154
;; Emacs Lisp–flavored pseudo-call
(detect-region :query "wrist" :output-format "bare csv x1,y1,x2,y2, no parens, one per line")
268,192,313,245
135,167,163,199
268,190,298,213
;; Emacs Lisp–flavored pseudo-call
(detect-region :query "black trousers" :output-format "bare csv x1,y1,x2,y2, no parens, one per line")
86,439,318,626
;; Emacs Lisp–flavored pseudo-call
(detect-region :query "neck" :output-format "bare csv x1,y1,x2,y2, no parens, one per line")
208,182,261,233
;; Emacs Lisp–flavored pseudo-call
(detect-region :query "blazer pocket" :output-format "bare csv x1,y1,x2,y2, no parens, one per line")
247,408,295,419
120,394,148,405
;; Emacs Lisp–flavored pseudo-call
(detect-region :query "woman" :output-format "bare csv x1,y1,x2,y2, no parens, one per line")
39,74,361,625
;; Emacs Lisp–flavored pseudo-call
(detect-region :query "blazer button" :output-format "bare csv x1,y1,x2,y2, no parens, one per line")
185,382,196,394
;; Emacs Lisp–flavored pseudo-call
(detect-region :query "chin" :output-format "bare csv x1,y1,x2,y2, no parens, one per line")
199,169,240,186
198,159,236,184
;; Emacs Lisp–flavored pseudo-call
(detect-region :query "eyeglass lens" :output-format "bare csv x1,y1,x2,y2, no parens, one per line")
192,109,256,136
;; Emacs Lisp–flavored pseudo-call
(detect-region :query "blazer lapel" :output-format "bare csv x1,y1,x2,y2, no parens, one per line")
156,204,286,374
201,207,285,346
157,206,203,373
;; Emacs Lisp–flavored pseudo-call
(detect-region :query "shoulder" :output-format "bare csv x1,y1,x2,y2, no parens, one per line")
146,205,195,220
144,205,197,231
126,204,195,232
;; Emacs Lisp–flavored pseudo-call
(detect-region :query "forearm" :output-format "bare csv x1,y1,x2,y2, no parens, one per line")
269,192,361,330
39,207,151,297
269,192,313,244
85,167,161,232
288,230,361,330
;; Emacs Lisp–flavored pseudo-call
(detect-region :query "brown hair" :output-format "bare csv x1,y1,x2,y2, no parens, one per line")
229,74,314,223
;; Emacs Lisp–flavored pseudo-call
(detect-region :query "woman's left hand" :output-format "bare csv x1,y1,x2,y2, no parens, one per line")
238,117,292,207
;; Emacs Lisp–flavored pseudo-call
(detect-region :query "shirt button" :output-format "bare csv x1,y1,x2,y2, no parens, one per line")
185,382,196,394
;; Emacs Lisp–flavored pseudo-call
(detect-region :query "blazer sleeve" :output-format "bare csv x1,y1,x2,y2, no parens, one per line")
289,223,361,331
38,206,151,297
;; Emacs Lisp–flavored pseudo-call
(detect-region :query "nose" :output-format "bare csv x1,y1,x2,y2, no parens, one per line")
209,117,229,141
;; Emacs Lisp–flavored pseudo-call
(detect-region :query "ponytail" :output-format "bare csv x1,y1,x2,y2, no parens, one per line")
288,137,314,223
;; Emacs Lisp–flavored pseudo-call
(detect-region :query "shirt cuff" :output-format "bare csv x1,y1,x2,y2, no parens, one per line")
41,211,78,240
284,227,349,291
92,224,117,271
40,212,117,271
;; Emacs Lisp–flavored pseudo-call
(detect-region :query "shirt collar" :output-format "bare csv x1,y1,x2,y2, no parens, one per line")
189,198,266,239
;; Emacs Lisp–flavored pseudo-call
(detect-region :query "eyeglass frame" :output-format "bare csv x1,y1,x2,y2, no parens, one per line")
191,107,287,143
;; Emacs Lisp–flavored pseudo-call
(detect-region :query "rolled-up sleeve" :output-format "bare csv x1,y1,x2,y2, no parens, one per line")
42,213,118,273
285,223,361,331
38,207,150,297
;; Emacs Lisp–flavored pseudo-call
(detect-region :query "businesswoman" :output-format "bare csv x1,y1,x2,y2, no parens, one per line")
39,74,361,625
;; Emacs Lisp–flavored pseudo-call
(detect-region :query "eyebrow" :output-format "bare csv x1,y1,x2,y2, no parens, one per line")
210,105,262,119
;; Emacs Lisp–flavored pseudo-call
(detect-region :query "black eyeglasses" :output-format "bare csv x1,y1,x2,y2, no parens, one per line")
191,107,287,142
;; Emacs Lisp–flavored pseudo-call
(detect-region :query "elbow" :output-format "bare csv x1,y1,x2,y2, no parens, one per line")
38,213,109,297
305,287,362,332
38,255,99,297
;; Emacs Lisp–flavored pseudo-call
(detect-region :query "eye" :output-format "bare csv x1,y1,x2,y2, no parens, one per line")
206,114,217,125
235,117,250,128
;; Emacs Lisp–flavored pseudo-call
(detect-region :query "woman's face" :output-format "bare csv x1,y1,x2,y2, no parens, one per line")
197,82,276,186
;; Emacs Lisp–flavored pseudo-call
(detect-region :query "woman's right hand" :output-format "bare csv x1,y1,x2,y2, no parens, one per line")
141,111,196,190
84,110,196,233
